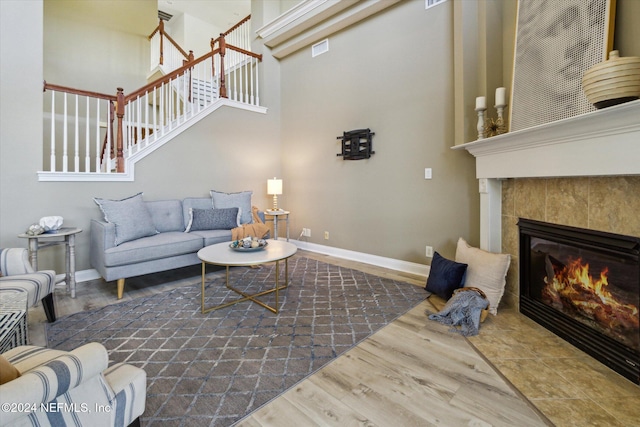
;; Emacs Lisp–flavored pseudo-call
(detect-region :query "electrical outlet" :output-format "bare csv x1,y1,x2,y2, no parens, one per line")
426,246,434,257
302,228,311,237
324,231,329,240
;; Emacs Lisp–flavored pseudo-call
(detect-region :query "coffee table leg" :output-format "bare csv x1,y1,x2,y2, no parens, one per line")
201,262,206,313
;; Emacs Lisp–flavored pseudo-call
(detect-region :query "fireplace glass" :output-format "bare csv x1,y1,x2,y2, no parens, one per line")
519,219,640,384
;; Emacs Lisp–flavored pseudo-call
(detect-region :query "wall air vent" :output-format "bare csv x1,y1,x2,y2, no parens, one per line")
311,39,329,58
425,0,446,9
158,10,173,21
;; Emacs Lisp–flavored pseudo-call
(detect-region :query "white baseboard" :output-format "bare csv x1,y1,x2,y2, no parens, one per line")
292,240,429,278
74,241,430,284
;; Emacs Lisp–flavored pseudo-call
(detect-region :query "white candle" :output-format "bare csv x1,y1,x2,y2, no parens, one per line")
495,87,506,106
475,96,486,110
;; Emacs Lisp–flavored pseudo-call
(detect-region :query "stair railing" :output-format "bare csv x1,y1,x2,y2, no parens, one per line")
148,19,190,73
42,34,263,175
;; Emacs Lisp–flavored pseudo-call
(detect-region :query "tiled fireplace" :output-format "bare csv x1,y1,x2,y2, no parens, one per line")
454,99,640,381
518,218,640,383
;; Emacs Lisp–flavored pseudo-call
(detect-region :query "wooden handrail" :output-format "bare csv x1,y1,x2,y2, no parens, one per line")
226,45,262,61
43,81,116,101
223,14,251,36
124,46,221,102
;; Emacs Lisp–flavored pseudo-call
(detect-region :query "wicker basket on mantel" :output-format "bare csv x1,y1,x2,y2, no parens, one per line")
582,50,640,109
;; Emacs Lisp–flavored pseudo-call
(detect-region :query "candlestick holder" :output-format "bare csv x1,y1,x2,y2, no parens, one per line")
495,102,508,135
475,106,486,140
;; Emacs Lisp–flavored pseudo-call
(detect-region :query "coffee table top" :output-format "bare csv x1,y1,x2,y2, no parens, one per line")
198,239,297,266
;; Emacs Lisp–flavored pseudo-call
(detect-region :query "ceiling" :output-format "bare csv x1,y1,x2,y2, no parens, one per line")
157,0,251,30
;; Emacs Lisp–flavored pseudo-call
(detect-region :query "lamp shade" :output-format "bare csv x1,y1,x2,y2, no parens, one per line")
267,178,282,195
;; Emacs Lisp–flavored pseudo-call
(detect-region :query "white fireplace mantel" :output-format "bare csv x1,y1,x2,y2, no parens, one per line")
452,99,640,252
453,99,640,179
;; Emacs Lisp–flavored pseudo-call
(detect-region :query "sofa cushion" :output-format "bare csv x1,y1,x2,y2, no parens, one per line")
185,208,240,232
94,193,158,245
146,200,184,232
189,229,233,246
103,232,204,267
211,190,253,224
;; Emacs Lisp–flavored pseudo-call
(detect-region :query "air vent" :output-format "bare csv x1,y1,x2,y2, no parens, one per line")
425,0,446,9
158,10,173,21
311,39,329,58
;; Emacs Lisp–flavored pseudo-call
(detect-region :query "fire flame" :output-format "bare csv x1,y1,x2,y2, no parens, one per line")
543,258,639,332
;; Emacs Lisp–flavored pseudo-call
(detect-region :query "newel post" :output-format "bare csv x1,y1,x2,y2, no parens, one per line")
219,34,227,98
115,87,125,173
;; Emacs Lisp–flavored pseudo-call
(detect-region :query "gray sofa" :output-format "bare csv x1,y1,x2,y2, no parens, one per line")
90,196,265,299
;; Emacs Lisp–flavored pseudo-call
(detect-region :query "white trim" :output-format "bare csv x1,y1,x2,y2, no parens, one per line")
292,240,429,278
452,99,640,179
425,0,447,10
256,0,333,39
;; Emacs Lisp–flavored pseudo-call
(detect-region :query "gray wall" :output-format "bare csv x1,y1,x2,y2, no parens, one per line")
279,0,478,263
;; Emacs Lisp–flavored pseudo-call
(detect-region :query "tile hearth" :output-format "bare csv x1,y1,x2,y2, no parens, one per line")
25,251,640,426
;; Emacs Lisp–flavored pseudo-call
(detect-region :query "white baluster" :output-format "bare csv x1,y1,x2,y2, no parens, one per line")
50,91,56,172
95,98,100,173
85,97,90,172
74,94,79,172
106,102,111,173
63,93,68,172
255,60,260,107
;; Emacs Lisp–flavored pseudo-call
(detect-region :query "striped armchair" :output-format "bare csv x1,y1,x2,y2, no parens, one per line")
1,343,146,426
0,248,56,322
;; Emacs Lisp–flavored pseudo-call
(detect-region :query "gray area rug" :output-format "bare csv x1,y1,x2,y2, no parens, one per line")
46,256,426,427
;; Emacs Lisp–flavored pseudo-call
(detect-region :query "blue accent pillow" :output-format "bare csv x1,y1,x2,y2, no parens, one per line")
185,208,240,232
425,251,468,300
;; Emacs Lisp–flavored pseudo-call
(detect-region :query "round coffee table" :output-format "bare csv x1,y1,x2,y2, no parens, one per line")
197,239,297,314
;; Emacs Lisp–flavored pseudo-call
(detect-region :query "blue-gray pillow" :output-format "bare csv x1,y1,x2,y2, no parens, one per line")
211,190,253,224
425,251,468,300
185,208,240,232
93,192,158,245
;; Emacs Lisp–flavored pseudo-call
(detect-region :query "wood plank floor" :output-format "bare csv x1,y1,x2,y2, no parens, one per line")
27,250,640,427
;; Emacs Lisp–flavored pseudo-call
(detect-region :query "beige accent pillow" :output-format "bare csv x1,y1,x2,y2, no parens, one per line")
0,355,20,384
455,237,511,315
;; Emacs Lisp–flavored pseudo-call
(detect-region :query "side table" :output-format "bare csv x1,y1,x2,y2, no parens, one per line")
0,290,29,353
18,227,82,298
265,210,290,241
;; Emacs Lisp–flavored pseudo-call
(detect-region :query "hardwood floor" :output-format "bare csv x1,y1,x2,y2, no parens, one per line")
27,250,640,427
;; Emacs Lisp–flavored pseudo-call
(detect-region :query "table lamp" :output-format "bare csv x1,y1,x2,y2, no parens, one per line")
267,177,283,211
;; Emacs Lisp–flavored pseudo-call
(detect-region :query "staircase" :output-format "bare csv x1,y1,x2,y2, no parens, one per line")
39,15,264,182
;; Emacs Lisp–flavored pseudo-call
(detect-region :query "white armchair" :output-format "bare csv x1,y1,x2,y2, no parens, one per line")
0,248,56,322
1,342,146,427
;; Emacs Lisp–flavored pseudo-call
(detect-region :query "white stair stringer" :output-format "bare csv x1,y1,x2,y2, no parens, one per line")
123,98,267,180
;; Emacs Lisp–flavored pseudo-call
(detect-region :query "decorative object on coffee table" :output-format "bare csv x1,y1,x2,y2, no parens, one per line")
582,50,640,109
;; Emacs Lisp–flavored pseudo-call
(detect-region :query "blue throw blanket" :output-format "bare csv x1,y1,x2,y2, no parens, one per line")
428,289,489,336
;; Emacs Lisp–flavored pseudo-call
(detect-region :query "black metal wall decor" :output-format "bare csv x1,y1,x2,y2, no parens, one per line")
336,128,375,160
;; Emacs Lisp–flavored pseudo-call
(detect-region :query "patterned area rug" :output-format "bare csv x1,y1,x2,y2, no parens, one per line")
46,256,426,427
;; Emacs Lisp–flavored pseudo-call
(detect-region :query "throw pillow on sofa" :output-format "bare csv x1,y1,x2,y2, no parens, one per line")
211,190,253,225
455,237,510,315
425,251,468,300
94,192,158,245
185,207,240,232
